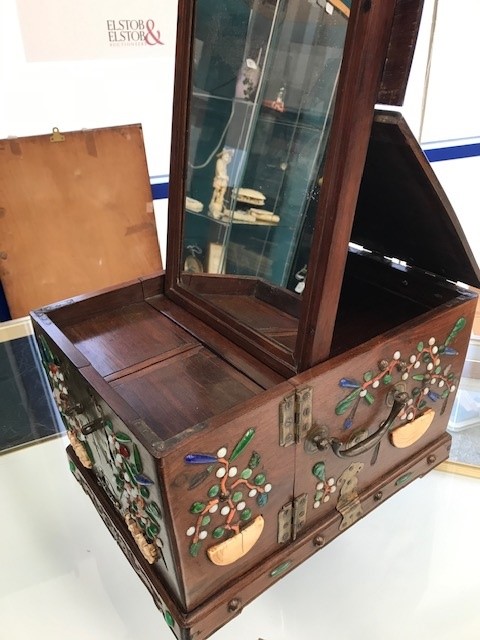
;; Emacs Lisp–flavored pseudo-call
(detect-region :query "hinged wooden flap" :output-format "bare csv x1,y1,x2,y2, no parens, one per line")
351,111,480,287
0,125,162,318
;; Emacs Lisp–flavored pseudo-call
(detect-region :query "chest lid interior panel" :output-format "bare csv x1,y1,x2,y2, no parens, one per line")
0,124,162,318
351,111,480,288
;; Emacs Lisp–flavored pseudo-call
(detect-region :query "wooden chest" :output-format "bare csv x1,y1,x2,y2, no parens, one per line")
30,1,480,638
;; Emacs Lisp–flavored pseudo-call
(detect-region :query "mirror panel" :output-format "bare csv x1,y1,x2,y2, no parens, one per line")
180,0,350,356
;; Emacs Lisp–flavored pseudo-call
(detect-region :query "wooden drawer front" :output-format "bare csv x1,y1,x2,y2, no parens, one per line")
293,301,475,537
35,330,182,602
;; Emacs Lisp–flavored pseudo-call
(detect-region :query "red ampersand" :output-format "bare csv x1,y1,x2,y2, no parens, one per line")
145,19,164,45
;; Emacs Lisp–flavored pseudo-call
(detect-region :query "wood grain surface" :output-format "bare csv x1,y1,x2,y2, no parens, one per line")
0,125,161,317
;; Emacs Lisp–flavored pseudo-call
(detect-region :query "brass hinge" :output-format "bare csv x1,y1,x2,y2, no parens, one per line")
292,493,308,540
279,386,312,446
277,493,308,543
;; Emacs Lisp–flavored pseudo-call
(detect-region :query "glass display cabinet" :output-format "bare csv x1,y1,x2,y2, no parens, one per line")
29,1,480,639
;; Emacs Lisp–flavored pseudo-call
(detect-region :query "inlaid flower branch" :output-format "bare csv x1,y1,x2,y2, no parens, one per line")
184,428,272,559
335,317,466,431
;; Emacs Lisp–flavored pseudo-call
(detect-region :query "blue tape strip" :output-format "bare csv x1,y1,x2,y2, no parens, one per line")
151,181,169,200
424,142,480,163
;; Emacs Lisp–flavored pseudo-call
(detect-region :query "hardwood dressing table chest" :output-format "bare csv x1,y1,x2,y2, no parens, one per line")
30,0,480,637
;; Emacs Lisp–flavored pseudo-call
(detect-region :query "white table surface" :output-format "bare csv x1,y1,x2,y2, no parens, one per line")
1,436,479,640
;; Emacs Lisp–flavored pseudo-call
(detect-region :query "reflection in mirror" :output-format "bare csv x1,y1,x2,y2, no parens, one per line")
181,0,349,353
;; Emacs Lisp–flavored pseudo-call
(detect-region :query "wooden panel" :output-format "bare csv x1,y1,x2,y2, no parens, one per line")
110,346,263,441
160,381,296,610
200,294,298,333
62,301,199,379
0,125,161,318
292,296,476,537
148,295,286,390
377,0,424,105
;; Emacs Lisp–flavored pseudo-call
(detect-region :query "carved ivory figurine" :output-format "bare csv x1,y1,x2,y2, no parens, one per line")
209,148,233,219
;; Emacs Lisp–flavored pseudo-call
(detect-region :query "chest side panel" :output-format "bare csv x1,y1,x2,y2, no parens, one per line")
159,383,296,611
292,295,476,539
33,326,184,604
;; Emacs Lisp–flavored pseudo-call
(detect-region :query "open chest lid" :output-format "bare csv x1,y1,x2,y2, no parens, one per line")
0,124,162,318
352,111,480,288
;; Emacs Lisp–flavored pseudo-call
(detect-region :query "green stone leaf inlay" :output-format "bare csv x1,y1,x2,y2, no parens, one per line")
448,373,455,381
335,388,361,415
146,503,161,524
148,502,162,519
248,452,261,469
312,462,326,480
212,526,225,539
435,366,442,375
124,461,138,485
445,317,466,345
364,391,375,405
240,508,252,521
147,523,160,538
395,472,412,487
140,486,150,499
270,561,292,578
417,342,424,352
230,428,256,462
105,420,114,432
412,374,425,381
232,491,243,503
133,444,143,474
419,400,427,410
189,542,201,557
423,354,432,363
68,460,76,473
363,370,373,382
241,468,253,480
383,374,392,384
208,484,220,498
254,473,266,486
190,502,206,514
201,515,211,527
441,390,450,399
164,611,175,628
115,432,132,443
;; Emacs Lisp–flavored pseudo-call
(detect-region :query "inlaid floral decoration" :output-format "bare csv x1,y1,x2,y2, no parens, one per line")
335,317,466,430
38,334,95,468
38,334,164,566
184,428,272,558
311,461,337,509
100,421,164,565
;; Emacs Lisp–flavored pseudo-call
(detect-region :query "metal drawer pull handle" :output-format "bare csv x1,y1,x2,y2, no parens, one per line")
330,392,408,458
81,418,105,436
